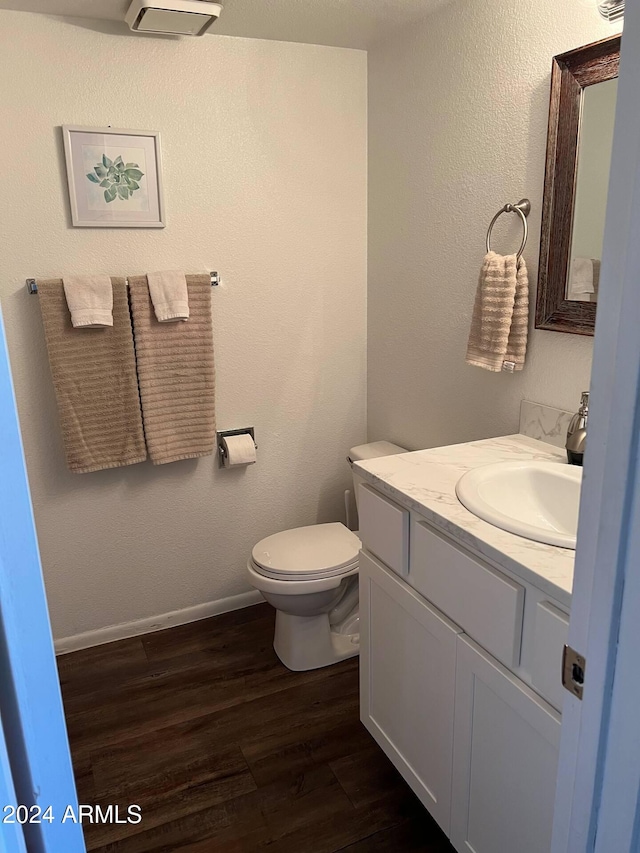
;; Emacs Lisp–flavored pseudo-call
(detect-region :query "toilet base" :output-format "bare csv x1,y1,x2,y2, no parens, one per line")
273,610,359,672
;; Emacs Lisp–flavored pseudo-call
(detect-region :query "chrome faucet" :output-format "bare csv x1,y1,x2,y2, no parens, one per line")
566,391,589,466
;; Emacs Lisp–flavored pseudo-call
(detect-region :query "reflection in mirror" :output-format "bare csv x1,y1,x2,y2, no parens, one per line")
566,78,618,303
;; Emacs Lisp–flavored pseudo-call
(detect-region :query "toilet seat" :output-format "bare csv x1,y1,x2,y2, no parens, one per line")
251,522,360,581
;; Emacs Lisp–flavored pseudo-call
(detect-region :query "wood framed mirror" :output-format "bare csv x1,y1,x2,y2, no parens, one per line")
536,35,620,336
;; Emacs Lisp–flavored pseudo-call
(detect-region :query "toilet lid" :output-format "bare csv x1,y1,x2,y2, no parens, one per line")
251,523,361,579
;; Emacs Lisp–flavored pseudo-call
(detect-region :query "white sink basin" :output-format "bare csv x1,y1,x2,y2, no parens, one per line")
455,460,582,549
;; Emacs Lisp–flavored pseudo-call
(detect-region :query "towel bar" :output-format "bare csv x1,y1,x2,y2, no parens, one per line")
26,272,220,294
486,199,531,261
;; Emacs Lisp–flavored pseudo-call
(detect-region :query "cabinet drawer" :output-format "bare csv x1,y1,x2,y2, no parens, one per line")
531,601,570,712
358,484,409,576
410,520,524,668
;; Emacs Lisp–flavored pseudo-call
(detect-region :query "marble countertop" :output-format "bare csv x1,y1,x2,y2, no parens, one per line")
355,434,574,608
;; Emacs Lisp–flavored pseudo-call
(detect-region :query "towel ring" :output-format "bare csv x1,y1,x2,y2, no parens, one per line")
486,198,531,260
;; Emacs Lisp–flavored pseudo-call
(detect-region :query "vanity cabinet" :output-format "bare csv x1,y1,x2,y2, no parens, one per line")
358,483,568,853
359,550,461,833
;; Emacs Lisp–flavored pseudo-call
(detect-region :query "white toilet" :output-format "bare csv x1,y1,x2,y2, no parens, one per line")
247,441,407,671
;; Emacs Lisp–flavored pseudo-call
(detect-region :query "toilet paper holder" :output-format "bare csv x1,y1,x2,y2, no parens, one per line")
217,427,257,468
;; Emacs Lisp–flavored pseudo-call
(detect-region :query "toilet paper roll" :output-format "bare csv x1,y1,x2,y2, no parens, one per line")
222,433,257,468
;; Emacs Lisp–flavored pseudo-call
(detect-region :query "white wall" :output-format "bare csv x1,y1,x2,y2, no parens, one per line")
0,11,367,641
368,0,621,451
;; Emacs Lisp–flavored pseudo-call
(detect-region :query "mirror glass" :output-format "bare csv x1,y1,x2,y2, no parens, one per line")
566,78,618,303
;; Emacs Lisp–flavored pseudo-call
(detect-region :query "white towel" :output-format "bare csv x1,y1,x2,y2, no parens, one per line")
62,275,113,328
147,271,189,322
568,257,595,299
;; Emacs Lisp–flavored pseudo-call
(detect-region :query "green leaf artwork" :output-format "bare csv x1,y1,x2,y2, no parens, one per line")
87,156,145,203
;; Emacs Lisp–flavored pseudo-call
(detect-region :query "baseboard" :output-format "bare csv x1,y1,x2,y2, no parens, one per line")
54,590,264,655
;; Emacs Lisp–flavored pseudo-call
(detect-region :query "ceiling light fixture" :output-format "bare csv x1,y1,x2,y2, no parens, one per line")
125,0,223,36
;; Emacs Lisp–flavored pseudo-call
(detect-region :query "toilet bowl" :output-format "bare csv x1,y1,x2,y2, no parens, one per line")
247,523,361,671
247,441,408,672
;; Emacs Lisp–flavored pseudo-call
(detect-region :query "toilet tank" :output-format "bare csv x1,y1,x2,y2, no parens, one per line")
348,441,408,513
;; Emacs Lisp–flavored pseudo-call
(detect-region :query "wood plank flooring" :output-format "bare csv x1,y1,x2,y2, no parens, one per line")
58,603,454,852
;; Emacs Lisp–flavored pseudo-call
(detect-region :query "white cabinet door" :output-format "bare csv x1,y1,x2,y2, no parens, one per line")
359,549,462,834
452,635,562,853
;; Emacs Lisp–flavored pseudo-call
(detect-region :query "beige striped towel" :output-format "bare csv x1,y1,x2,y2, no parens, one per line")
37,278,147,473
465,252,529,372
129,274,216,465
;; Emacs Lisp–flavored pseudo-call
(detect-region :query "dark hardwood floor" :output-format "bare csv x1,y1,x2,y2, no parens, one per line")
58,603,454,852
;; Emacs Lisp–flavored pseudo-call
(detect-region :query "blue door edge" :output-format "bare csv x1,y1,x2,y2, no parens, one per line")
0,306,85,852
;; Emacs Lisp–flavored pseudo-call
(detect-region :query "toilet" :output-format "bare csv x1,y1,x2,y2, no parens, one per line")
247,441,407,671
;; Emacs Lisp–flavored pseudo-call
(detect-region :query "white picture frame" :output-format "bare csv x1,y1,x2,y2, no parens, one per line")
62,125,165,228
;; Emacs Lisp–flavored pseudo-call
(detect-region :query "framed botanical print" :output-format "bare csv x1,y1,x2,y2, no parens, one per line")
62,126,165,228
